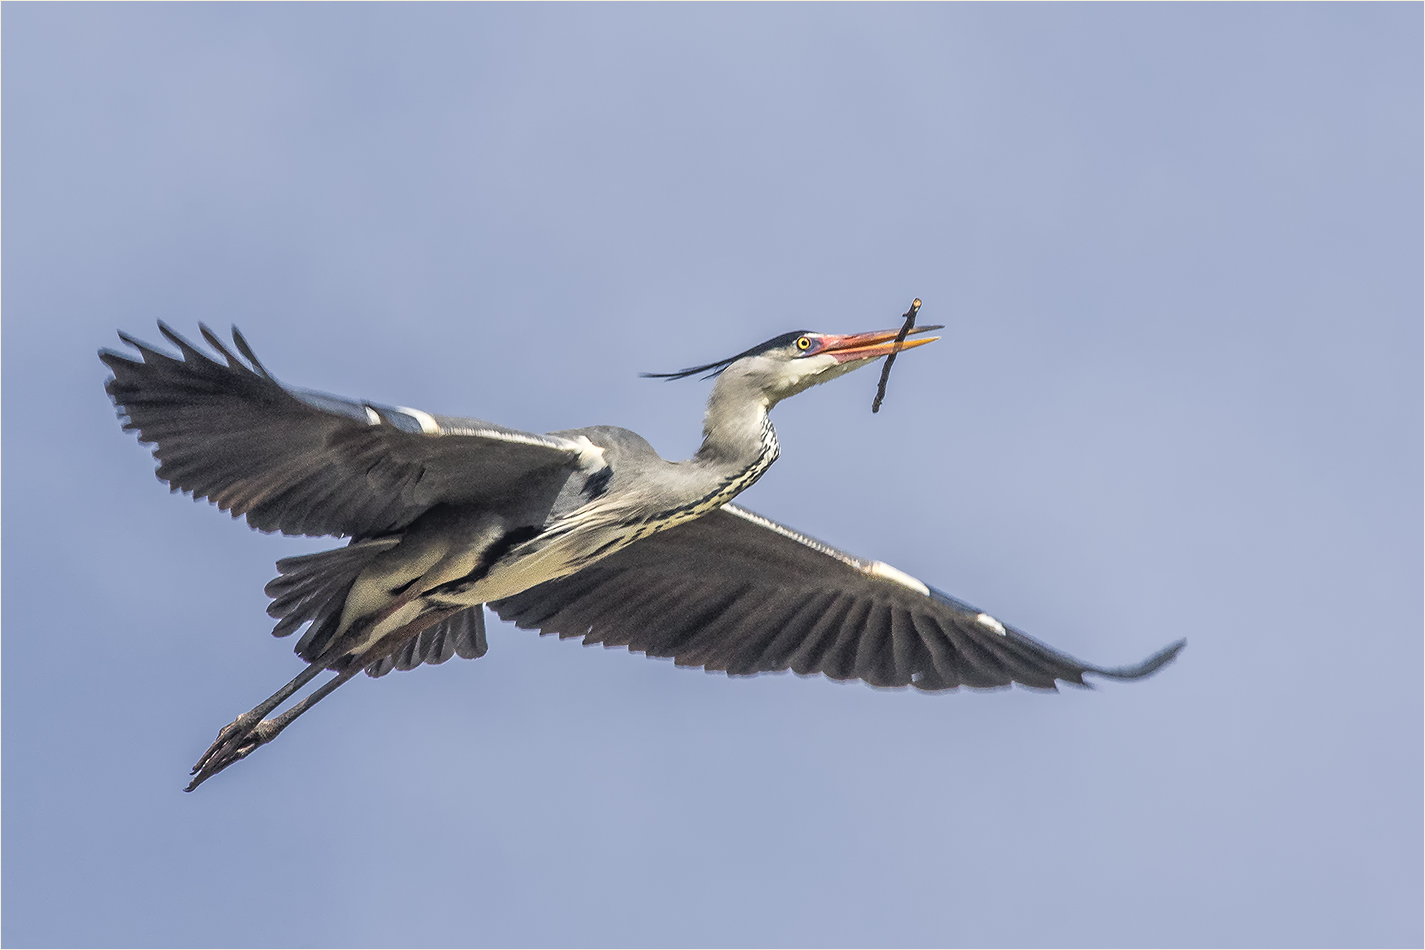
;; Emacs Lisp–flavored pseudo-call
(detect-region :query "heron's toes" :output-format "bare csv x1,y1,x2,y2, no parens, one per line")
191,711,264,775
186,719,284,791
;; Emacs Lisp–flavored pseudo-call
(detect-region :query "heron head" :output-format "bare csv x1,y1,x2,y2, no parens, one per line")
647,325,942,406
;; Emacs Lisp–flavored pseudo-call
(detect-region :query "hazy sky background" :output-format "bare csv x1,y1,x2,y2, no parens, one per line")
4,4,1420,947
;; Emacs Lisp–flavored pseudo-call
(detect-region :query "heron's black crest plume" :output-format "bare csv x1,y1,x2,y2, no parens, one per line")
643,330,812,381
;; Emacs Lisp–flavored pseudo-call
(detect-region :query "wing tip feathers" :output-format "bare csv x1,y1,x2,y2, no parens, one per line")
102,322,269,380
1086,637,1186,681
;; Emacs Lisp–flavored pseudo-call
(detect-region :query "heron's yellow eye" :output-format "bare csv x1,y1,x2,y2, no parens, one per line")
796,336,812,351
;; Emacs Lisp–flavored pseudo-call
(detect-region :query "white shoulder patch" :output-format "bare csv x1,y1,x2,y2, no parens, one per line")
571,435,609,471
364,405,381,425
866,561,931,596
394,405,441,435
976,613,1007,636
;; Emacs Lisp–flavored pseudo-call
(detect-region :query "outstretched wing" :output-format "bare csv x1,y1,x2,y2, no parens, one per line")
101,323,602,538
491,504,1185,691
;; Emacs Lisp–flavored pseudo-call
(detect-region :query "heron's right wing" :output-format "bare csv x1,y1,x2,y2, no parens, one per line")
102,324,603,538
491,504,1184,691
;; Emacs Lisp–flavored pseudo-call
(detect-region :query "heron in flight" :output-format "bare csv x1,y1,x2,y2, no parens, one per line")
101,319,1183,791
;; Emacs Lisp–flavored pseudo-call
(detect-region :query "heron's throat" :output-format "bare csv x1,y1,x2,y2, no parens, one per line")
692,394,780,502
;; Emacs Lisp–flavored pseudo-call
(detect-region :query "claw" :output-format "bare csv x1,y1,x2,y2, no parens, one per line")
181,622,440,791
186,718,285,791
191,711,263,775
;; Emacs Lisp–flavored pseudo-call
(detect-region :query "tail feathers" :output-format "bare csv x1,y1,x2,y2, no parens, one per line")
264,537,400,662
367,605,489,678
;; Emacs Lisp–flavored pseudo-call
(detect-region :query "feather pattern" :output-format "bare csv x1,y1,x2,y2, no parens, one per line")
263,537,400,643
492,504,1185,691
101,323,593,538
365,605,488,678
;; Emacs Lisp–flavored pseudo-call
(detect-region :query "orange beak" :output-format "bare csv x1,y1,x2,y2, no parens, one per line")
816,325,943,363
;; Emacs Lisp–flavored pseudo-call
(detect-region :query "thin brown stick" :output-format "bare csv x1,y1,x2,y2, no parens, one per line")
871,298,922,413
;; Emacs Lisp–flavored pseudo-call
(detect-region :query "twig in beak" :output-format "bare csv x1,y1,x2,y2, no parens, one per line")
871,298,921,413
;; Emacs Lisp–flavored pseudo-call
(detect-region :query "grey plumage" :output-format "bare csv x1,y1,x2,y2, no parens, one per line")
368,606,488,678
492,504,1183,691
102,322,592,538
260,539,486,675
100,320,1183,791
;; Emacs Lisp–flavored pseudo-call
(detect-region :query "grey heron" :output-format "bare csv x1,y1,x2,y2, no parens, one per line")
100,320,1184,791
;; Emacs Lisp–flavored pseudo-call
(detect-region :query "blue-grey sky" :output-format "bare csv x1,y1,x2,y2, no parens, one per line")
4,4,1420,947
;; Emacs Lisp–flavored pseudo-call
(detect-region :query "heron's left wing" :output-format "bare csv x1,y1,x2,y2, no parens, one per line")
490,504,1184,691
102,324,601,538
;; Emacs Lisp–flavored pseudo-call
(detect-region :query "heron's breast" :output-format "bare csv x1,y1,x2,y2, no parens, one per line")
457,426,781,603
464,520,633,602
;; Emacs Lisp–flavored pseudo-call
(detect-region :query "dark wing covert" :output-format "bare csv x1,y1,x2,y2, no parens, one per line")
491,504,1185,691
101,323,598,538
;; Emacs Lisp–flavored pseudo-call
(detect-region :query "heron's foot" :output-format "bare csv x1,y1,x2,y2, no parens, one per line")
185,717,285,792
190,710,264,777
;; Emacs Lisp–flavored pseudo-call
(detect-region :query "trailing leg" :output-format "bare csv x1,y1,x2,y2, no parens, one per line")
185,608,462,791
188,658,330,779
